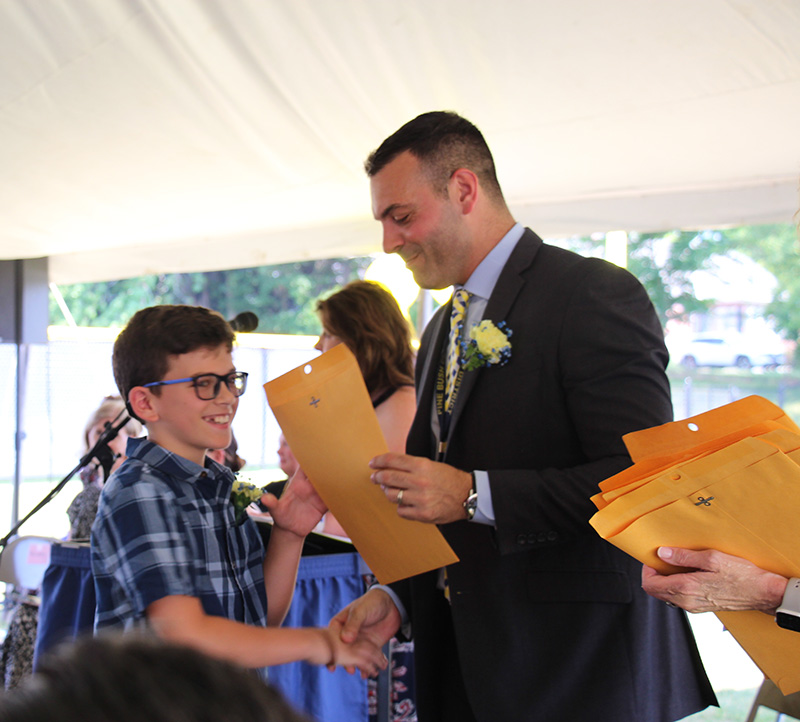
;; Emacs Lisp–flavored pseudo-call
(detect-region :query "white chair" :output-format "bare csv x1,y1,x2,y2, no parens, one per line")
1,536,57,689
0,535,57,592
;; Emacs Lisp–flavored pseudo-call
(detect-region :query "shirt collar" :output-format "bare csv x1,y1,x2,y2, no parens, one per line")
460,222,524,300
127,436,233,490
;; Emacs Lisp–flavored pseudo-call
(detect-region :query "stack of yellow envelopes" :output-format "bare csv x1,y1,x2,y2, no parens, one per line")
590,395,800,693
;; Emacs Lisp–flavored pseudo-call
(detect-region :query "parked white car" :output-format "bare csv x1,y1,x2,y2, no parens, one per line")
670,332,786,370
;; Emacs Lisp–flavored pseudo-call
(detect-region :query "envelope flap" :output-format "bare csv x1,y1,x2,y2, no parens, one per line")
265,343,356,408
623,395,798,462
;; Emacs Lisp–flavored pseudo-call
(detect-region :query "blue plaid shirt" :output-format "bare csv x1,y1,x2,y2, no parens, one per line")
91,437,268,636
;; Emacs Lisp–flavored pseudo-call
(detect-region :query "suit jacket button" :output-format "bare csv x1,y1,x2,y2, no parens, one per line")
527,533,537,544
516,534,527,545
537,532,548,543
547,531,558,541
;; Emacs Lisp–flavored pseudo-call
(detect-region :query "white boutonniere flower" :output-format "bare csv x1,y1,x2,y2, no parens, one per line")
461,320,513,371
230,475,266,525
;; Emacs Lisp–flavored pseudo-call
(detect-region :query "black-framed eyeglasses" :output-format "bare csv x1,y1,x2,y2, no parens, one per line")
143,371,248,400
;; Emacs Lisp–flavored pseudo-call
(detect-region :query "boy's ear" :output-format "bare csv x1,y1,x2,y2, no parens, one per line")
128,387,159,423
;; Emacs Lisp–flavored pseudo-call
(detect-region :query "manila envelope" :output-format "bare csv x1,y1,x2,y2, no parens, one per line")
264,343,458,584
589,396,800,694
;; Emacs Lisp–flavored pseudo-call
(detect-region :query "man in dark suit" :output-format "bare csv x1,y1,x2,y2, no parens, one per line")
331,111,716,721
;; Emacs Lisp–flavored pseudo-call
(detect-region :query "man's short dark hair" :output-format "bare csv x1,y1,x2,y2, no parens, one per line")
112,304,235,420
364,111,504,202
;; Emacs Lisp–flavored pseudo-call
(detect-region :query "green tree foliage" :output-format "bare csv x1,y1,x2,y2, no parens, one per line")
561,230,727,327
50,257,373,334
719,224,800,341
625,229,731,327
564,224,799,339
50,222,799,341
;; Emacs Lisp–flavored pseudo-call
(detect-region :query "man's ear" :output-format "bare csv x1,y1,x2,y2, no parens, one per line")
449,168,479,214
128,387,159,423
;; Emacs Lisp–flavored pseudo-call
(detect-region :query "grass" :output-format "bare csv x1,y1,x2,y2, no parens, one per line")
681,689,763,721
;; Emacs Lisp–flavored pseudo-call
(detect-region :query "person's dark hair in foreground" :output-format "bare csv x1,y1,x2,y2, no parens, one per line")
0,634,311,722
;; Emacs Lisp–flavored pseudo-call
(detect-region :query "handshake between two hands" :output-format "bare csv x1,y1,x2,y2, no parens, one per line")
232,472,395,677
324,587,402,677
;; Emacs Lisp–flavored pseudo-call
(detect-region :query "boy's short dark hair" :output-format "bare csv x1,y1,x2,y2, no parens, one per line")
113,305,235,420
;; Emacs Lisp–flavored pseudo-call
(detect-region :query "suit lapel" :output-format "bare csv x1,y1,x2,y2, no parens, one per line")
416,302,449,404
483,231,539,323
409,229,543,458
445,230,541,444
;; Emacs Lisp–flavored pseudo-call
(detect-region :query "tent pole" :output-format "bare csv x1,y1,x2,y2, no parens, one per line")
12,341,28,530
2,257,49,534
418,290,434,337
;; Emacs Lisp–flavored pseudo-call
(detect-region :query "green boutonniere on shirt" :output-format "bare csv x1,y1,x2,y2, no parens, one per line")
230,476,266,525
461,320,513,371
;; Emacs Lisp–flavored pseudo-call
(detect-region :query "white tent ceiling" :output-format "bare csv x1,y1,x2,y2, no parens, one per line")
1,0,799,285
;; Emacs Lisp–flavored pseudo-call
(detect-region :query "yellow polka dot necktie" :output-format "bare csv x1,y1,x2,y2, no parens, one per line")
445,288,471,412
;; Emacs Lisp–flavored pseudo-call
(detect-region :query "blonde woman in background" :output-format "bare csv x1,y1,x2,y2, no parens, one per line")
67,395,142,540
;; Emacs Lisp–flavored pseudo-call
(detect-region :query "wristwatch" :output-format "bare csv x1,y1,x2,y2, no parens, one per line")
776,577,800,632
463,472,478,520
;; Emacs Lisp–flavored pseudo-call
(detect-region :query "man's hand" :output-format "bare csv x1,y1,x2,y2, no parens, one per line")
329,588,401,672
260,467,326,538
641,547,788,614
369,452,472,524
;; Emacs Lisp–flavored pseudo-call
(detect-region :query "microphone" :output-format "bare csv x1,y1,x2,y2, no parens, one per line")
92,446,119,483
228,312,259,333
83,414,131,482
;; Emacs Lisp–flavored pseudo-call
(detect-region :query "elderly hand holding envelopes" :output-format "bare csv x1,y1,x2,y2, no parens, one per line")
590,395,800,693
264,344,458,585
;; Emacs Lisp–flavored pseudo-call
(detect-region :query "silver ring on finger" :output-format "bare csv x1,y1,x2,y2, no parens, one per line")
397,489,404,506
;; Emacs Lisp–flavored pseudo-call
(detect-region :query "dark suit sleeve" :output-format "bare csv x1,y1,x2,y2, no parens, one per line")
486,257,673,554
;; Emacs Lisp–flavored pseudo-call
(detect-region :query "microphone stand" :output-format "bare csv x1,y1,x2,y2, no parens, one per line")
0,414,131,551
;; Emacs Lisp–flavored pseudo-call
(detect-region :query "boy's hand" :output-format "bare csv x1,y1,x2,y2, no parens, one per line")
260,467,326,538
314,628,387,678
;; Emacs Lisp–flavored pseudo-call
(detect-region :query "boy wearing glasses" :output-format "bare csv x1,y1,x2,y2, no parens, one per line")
90,304,385,678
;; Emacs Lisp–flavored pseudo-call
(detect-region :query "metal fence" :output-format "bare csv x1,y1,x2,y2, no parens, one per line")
4,336,799,484
669,370,800,424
